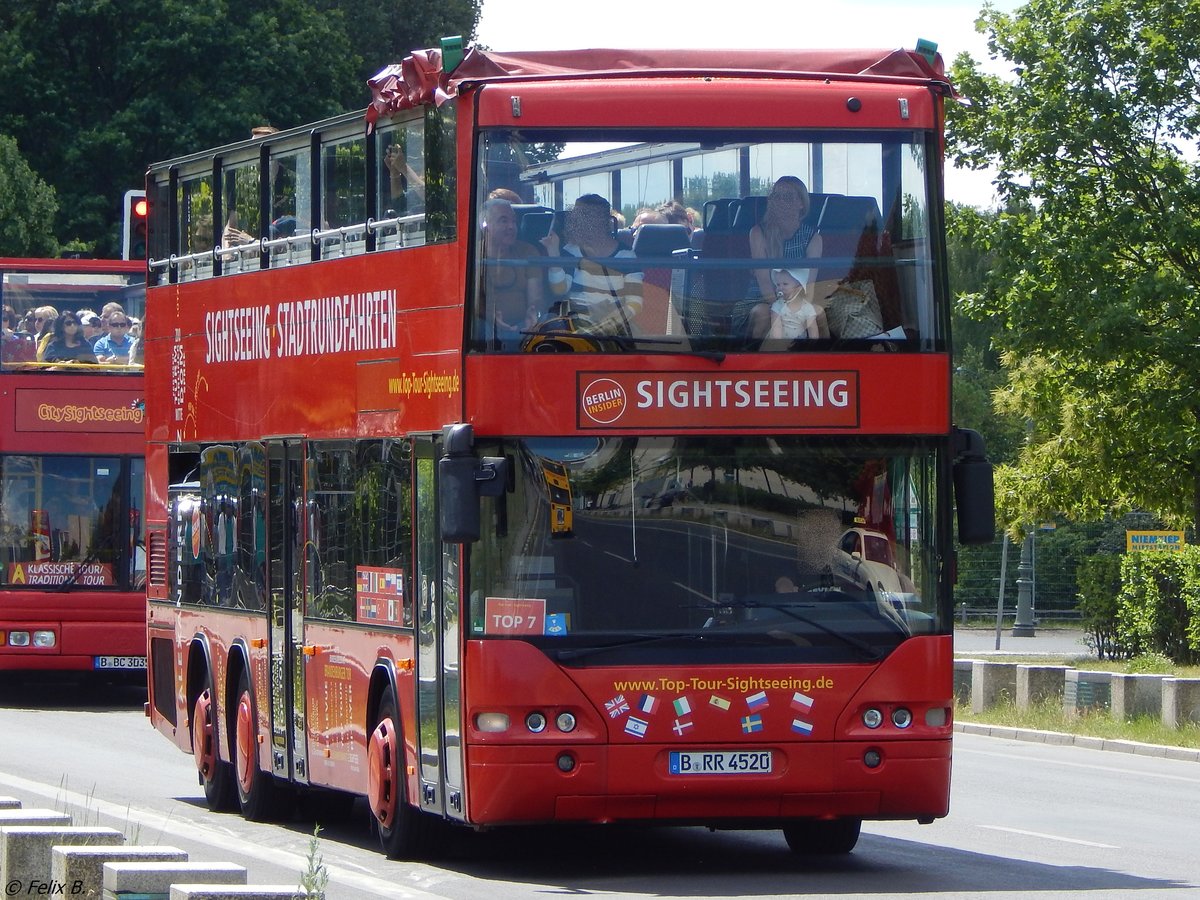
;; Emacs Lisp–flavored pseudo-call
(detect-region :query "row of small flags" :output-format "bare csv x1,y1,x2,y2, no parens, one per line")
604,690,816,738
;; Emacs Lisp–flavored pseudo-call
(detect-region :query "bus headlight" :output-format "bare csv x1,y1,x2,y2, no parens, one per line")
555,712,577,733
474,712,510,733
525,712,548,733
32,630,56,648
862,708,883,729
891,707,913,729
7,631,30,647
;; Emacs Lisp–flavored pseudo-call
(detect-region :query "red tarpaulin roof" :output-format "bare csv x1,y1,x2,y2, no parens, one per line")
366,47,949,127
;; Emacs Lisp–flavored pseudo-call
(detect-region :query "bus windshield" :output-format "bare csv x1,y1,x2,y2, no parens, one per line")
471,129,939,354
0,454,145,590
468,436,942,663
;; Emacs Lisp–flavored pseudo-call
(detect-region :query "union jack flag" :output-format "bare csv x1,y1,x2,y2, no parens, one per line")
605,694,630,718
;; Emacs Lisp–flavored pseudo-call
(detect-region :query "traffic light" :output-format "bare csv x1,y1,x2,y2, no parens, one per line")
122,189,148,260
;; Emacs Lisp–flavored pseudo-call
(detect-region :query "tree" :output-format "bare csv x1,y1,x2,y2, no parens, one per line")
0,134,58,256
947,0,1200,533
0,0,478,257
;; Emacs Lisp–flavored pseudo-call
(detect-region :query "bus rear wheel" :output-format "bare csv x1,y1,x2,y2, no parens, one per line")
367,694,425,859
192,673,236,811
234,667,279,821
782,817,862,855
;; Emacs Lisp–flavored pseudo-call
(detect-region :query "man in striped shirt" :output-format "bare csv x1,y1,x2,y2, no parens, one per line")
542,194,643,333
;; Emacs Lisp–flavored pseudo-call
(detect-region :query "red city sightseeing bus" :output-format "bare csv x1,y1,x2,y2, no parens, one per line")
142,45,994,857
0,258,147,674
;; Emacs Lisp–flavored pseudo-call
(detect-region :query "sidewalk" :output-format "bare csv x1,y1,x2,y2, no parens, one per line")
954,626,1092,658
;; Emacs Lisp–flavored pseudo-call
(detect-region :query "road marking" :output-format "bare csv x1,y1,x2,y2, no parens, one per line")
603,550,633,563
979,825,1118,849
958,744,1200,785
0,770,440,899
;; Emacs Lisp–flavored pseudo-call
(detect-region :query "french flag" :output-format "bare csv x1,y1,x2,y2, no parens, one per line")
638,694,658,714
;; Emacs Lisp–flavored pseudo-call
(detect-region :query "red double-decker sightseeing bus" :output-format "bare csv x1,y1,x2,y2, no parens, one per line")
143,45,993,856
1,258,146,673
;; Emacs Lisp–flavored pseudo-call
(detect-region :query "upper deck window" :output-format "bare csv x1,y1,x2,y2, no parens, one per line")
470,129,942,354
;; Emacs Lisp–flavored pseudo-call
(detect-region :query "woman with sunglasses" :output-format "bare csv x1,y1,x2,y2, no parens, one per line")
43,312,98,364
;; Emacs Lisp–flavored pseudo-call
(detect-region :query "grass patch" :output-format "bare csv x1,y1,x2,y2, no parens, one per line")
955,697,1200,750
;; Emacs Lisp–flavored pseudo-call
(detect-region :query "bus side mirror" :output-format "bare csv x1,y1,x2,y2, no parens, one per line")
439,424,511,543
952,427,995,545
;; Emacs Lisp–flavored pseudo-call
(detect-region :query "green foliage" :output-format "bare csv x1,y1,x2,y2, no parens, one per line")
1117,548,1200,664
1076,552,1128,659
947,0,1200,533
0,134,58,255
295,823,329,899
0,0,479,255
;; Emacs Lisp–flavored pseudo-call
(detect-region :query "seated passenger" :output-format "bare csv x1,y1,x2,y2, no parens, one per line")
43,311,98,363
479,198,546,348
543,194,643,333
745,177,823,339
93,313,135,362
222,211,256,246
767,268,820,341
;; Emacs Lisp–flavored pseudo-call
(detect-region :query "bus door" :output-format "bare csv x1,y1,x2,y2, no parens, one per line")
265,439,309,785
413,439,466,821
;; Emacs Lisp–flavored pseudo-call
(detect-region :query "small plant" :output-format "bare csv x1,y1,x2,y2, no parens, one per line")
295,823,329,900
1126,651,1174,674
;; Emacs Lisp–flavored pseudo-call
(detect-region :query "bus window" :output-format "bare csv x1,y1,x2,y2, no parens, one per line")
178,171,214,279
376,117,426,249
221,158,262,274
472,130,939,354
320,132,367,255
269,146,312,262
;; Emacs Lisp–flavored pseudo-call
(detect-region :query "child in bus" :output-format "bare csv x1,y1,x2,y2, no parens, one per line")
767,268,820,341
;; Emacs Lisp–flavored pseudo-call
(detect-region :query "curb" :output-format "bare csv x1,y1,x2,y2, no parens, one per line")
954,721,1200,762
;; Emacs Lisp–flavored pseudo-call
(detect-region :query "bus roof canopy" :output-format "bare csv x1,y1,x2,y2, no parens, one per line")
367,46,950,125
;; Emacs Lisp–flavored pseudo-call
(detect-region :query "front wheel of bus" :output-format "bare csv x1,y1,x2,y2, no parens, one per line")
234,668,277,821
367,695,424,859
782,818,862,855
192,674,236,811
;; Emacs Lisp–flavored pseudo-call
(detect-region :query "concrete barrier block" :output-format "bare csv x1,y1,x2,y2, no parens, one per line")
0,798,20,810
971,661,1017,713
103,861,246,899
1162,678,1200,729
1110,673,1165,721
1,825,122,889
170,886,306,900
0,810,71,827
52,844,188,900
953,659,976,705
1063,669,1111,716
1016,665,1070,709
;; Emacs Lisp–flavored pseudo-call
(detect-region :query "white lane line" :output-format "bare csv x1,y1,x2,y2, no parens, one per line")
979,824,1118,849
958,745,1200,785
603,550,633,562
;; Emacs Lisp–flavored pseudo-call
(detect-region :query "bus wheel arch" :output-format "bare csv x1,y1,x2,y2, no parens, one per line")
227,647,280,820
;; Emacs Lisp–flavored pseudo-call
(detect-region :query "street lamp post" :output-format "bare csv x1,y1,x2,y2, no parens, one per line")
1012,531,1036,637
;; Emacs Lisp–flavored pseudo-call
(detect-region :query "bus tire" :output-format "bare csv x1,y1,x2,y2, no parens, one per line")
192,671,236,811
367,694,424,859
234,667,277,821
782,817,862,855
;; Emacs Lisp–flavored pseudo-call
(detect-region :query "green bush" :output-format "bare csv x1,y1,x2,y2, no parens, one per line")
1076,553,1129,659
1117,549,1200,665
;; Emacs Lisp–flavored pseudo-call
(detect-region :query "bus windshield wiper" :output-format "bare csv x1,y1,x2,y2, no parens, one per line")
714,595,890,661
519,329,725,362
552,631,708,661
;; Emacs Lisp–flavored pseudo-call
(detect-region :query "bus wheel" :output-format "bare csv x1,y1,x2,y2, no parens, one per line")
367,695,423,859
191,674,236,811
782,818,862,855
234,668,277,821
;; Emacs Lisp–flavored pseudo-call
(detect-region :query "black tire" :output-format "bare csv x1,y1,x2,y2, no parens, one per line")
233,667,279,820
192,670,236,811
368,694,426,859
782,818,862,855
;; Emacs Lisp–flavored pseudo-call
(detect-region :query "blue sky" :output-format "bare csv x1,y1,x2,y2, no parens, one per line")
474,0,1021,206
